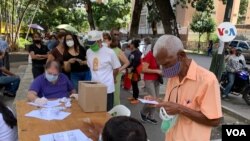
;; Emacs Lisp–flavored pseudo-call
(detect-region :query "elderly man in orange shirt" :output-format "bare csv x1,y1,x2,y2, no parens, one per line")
153,35,222,141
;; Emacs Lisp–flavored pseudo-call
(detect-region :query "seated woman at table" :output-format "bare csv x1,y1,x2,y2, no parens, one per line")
0,100,18,141
102,116,147,141
27,60,76,105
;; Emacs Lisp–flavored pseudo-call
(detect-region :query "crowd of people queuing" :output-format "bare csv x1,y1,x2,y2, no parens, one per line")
0,28,224,141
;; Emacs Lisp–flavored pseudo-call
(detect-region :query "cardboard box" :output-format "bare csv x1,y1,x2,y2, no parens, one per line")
78,81,107,112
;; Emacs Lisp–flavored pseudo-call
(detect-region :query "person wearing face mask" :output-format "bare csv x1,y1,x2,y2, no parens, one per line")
109,36,130,106
29,33,49,78
146,35,222,141
47,32,68,75
27,61,76,105
86,30,121,111
63,33,91,91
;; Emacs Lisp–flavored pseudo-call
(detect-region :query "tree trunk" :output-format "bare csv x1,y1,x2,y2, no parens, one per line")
11,0,15,46
210,0,234,80
198,33,201,53
129,0,143,38
25,1,39,40
151,20,157,36
154,0,180,37
85,0,95,30
14,0,33,45
155,0,174,34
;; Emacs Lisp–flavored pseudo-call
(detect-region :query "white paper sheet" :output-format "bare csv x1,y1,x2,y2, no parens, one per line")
27,99,61,108
25,108,70,121
138,98,159,105
39,129,92,141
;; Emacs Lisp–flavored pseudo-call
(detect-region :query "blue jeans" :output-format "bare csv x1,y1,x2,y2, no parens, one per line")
70,71,91,91
223,72,235,96
0,75,20,94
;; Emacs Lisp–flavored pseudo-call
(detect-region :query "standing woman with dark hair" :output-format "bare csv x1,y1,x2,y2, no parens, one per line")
0,100,17,141
63,33,91,91
127,39,142,104
108,34,130,106
29,33,49,78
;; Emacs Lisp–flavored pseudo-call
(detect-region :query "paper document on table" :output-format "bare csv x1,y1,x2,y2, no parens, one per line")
25,108,70,120
138,98,159,105
27,99,61,108
39,129,92,141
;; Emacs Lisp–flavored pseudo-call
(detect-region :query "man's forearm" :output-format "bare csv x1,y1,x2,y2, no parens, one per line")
1,68,14,76
179,105,221,127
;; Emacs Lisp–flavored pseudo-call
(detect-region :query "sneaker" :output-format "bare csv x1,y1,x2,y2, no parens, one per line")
130,99,139,104
147,117,158,125
139,112,148,122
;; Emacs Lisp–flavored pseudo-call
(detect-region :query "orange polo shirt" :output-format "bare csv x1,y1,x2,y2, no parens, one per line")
164,60,222,141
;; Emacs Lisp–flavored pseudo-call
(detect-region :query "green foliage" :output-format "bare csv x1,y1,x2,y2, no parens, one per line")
92,0,131,30
145,0,161,24
33,7,89,32
191,0,214,15
209,33,219,43
17,37,31,49
238,0,249,24
190,13,215,35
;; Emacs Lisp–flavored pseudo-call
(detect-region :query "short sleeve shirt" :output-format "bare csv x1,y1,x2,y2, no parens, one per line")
87,46,121,93
29,44,49,66
63,47,90,72
164,60,222,141
29,73,74,99
143,51,159,80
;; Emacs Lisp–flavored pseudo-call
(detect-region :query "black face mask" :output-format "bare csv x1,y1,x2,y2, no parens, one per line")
33,40,41,44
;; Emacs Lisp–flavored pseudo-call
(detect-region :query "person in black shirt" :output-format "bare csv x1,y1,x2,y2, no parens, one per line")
63,33,91,91
127,39,142,104
29,33,49,78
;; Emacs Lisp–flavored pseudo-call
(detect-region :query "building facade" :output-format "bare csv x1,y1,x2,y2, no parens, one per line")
134,0,245,35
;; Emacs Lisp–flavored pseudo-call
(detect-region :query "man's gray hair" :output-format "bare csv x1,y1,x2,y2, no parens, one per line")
153,35,184,57
45,61,61,72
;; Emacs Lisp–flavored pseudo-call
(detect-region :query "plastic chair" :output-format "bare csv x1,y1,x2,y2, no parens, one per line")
108,105,131,117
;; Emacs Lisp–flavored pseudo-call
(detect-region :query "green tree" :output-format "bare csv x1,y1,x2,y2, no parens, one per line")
190,13,215,52
92,0,131,30
129,0,143,38
237,0,249,24
32,7,89,32
191,0,214,15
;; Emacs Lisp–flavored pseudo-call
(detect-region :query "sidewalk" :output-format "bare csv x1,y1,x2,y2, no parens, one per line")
14,64,32,103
